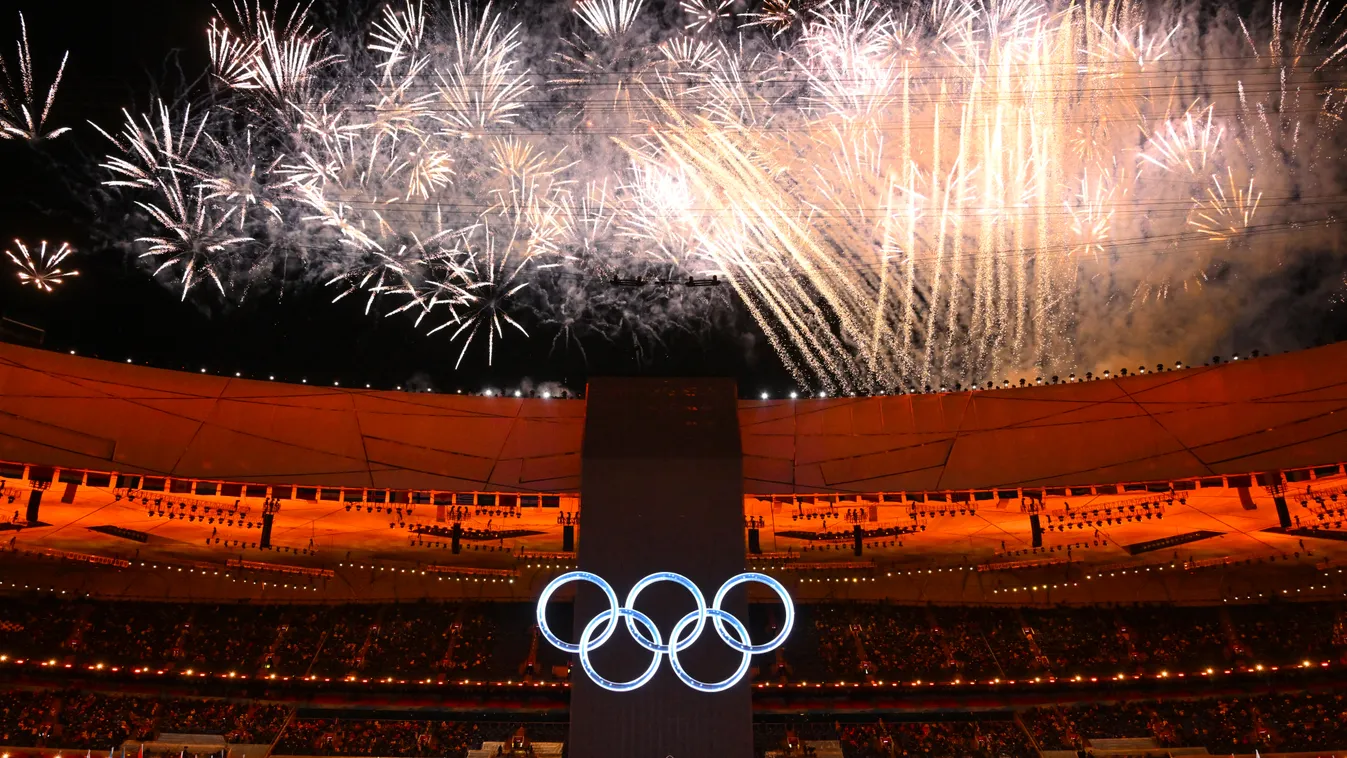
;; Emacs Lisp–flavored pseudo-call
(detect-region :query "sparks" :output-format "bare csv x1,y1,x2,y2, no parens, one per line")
5,239,77,291
0,13,69,141
83,0,1347,385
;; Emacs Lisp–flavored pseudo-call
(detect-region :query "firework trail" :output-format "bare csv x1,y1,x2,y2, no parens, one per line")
5,239,77,291
208,1,341,104
0,12,69,141
86,0,1347,386
1190,169,1264,242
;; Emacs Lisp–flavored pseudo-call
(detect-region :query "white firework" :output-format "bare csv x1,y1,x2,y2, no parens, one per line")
207,0,341,104
82,0,1347,386
135,185,255,299
574,0,647,39
5,239,77,291
0,12,69,141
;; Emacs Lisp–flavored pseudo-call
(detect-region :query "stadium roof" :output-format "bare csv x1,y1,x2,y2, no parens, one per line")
0,343,584,492
742,342,1347,493
2,340,1345,495
2,342,1347,605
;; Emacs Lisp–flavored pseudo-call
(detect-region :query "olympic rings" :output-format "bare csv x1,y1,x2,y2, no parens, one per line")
535,571,794,693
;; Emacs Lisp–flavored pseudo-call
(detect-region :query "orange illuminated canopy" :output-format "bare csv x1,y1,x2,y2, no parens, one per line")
2,341,1346,603
1,340,1346,495
0,343,583,492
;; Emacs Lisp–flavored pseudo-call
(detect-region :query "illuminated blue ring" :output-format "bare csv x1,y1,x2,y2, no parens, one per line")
711,572,794,654
536,571,620,654
665,608,753,693
577,607,664,692
535,571,795,692
623,571,707,654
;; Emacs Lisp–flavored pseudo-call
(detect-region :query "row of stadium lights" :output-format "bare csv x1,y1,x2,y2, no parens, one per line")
67,347,1268,399
1227,587,1345,601
15,550,1330,592
72,351,569,398
1083,558,1311,581
2,564,1342,679
335,563,516,582
771,563,1345,598
4,566,1338,606
8,520,1343,594
753,353,1267,399
824,567,984,580
6,546,1340,598
993,583,1081,594
751,659,1335,688
5,554,555,587
128,560,319,591
0,655,571,687
228,577,319,591
0,652,1333,691
991,570,1345,601
0,562,317,593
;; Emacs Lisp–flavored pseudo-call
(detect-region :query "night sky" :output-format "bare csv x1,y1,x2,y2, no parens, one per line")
2,0,1346,396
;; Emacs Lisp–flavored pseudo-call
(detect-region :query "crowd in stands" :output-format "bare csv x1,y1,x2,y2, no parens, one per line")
2,689,1347,755
0,597,1345,688
181,605,288,673
356,604,458,678
0,689,581,758
0,691,290,749
56,691,157,747
1022,607,1132,673
160,701,290,744
1119,605,1229,670
793,600,1347,683
0,599,521,683
806,605,956,682
0,690,55,746
1227,601,1341,664
277,720,566,757
933,607,1038,679
277,719,481,757
836,720,1033,758
1023,692,1347,753
759,697,1347,758
81,603,193,667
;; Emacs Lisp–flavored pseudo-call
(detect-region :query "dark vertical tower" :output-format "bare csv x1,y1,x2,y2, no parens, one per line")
569,377,749,758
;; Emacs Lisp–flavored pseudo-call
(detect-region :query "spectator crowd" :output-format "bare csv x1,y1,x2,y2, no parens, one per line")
792,600,1345,683
1023,691,1347,754
0,598,522,682
276,720,564,758
756,697,1347,758
1,597,1346,689
0,690,289,749
1,688,1346,756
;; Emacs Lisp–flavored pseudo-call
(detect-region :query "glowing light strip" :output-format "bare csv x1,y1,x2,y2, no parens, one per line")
225,558,334,577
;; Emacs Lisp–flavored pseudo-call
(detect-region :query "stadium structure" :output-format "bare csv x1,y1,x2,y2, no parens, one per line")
1,340,1346,757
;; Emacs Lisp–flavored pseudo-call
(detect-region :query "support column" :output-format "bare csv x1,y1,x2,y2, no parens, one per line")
568,377,749,758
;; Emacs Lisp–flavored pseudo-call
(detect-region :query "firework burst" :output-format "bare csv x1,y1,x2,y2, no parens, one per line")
136,187,256,299
1066,172,1119,258
83,0,1347,386
208,0,341,105
681,0,734,34
575,0,646,39
1140,105,1223,177
1190,169,1263,242
5,239,77,291
0,13,69,141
